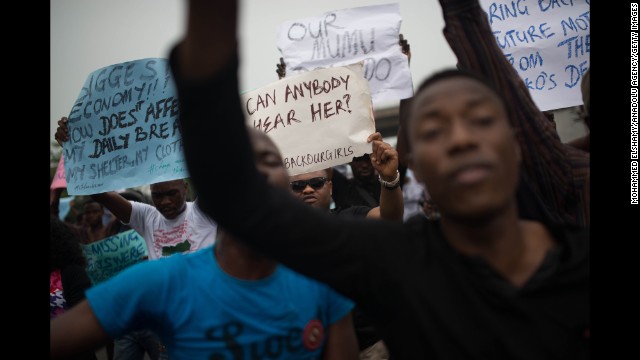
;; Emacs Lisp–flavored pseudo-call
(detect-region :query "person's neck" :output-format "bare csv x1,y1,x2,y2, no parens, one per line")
440,201,554,287
215,233,277,280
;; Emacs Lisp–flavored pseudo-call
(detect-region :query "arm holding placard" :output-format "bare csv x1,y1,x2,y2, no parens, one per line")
90,192,133,224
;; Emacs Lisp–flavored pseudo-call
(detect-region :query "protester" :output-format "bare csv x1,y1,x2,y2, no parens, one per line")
58,118,218,259
290,132,403,222
436,0,590,227
51,128,359,360
170,1,589,358
78,199,119,244
50,215,97,360
289,133,402,358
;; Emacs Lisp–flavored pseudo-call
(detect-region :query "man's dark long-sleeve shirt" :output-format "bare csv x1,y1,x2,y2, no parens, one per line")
170,43,589,358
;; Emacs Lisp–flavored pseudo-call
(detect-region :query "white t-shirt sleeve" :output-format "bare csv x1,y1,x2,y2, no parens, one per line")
125,201,156,236
190,200,217,249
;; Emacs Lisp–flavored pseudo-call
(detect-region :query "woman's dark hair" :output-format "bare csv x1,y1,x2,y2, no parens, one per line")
50,215,87,271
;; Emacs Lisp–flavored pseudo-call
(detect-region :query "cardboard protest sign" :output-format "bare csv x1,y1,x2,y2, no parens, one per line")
277,3,413,105
479,0,590,111
81,229,148,284
242,63,375,175
64,59,187,195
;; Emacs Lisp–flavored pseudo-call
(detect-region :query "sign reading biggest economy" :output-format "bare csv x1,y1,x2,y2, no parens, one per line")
242,63,376,176
479,0,590,111
63,59,188,195
277,3,413,105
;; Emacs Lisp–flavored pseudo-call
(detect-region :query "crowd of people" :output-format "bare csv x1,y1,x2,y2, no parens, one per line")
50,0,590,359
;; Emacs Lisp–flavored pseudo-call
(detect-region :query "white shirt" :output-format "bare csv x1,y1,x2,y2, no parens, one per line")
127,200,217,260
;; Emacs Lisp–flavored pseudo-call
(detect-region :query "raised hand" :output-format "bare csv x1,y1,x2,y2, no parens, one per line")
276,57,287,79
399,34,411,64
55,117,70,146
368,132,399,182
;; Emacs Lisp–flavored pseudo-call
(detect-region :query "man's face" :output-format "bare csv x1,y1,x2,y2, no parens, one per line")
289,170,332,211
83,202,103,227
249,129,290,190
150,180,188,219
408,76,520,221
349,154,375,183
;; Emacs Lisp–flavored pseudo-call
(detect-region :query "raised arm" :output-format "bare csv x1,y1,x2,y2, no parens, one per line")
91,192,133,224
173,0,410,302
437,0,589,226
50,300,110,360
367,133,403,222
174,0,237,80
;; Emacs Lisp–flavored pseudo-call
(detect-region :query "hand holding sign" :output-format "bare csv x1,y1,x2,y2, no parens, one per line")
55,117,70,146
277,3,413,105
399,34,411,64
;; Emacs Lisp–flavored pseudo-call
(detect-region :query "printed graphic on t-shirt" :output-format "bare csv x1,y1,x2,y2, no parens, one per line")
50,270,67,318
162,239,191,256
153,220,193,258
204,321,322,359
203,307,328,358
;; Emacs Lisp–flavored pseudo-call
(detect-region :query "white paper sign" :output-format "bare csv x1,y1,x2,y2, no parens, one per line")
242,64,376,176
479,0,590,111
277,3,413,105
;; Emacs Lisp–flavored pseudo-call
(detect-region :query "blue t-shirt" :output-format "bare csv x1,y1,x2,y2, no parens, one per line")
86,246,354,359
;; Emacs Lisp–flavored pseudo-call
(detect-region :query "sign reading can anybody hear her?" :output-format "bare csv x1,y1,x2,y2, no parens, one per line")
242,63,376,176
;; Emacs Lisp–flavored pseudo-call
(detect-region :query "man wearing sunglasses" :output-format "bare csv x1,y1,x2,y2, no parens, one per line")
289,134,402,359
289,133,403,223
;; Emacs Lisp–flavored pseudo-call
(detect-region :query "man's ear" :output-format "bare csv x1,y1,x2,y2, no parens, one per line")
327,180,333,196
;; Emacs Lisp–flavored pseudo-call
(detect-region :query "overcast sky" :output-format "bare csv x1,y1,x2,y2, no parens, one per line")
50,0,458,141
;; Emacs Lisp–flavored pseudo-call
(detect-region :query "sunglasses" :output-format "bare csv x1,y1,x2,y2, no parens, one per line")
290,177,327,192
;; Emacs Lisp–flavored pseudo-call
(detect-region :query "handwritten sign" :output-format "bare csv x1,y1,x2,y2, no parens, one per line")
277,3,413,105
242,64,375,175
64,59,188,195
479,0,590,111
81,229,148,284
51,156,67,190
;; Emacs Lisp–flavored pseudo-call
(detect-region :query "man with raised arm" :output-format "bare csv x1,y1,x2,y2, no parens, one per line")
169,0,589,358
56,116,217,260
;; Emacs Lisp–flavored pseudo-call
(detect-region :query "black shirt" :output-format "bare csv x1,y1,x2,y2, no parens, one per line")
171,50,589,359
332,168,381,209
